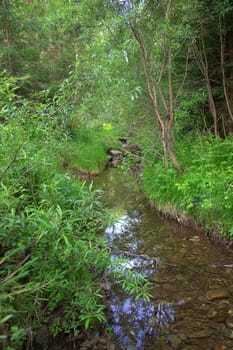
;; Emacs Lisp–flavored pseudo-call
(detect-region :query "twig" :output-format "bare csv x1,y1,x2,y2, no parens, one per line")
211,264,233,268
15,157,55,184
0,147,22,181
1,254,32,283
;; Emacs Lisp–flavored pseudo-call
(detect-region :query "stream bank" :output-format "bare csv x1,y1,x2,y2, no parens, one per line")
147,201,233,248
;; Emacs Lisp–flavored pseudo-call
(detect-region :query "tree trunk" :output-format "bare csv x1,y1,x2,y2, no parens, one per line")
129,23,181,170
193,24,220,138
219,17,233,123
3,0,13,74
167,38,181,170
205,77,219,137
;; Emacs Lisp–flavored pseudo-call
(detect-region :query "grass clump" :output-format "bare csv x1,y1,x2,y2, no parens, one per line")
62,122,124,175
142,134,233,239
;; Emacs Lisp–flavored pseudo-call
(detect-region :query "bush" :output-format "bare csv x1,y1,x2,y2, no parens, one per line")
0,76,110,348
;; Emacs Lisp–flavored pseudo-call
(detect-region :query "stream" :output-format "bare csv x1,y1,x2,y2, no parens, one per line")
94,168,233,350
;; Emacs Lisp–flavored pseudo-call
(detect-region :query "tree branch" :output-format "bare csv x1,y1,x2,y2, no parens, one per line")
175,46,190,103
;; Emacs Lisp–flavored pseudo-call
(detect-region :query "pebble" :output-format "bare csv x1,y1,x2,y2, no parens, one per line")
206,288,231,301
207,310,218,319
225,317,233,329
228,309,233,316
217,300,230,309
188,329,212,338
168,334,182,349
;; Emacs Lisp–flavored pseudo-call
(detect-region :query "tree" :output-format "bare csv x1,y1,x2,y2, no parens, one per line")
117,0,193,169
189,0,233,136
0,0,80,92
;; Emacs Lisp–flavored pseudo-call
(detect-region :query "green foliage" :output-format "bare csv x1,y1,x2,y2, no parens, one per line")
0,0,79,92
0,73,151,349
109,256,152,302
62,122,123,174
0,74,110,348
174,89,208,136
142,133,233,238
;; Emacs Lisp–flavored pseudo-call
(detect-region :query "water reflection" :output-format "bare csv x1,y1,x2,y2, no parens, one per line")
105,212,140,250
110,293,175,348
105,212,176,348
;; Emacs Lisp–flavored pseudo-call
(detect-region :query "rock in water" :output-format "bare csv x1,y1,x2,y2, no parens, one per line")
188,329,212,338
206,288,231,301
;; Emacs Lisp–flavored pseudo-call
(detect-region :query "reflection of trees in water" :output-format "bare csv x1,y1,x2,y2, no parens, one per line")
98,169,233,349
110,293,175,348
104,213,140,247
95,169,142,211
105,211,175,348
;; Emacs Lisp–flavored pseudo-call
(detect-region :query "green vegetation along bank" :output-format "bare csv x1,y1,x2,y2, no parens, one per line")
62,121,123,176
0,75,109,349
0,74,150,349
141,133,233,241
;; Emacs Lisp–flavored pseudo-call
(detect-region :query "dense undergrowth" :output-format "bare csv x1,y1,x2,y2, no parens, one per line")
141,133,233,240
0,75,150,349
0,76,110,349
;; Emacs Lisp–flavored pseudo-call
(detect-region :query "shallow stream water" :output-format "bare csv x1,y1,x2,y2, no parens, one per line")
94,168,233,350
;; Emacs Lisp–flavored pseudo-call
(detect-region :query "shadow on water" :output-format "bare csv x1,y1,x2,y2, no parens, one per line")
94,168,233,350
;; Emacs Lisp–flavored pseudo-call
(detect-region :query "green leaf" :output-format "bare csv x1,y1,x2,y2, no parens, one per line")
0,314,13,324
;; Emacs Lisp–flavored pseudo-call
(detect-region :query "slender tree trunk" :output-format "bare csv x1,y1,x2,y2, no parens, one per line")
167,38,180,170
129,24,180,170
3,0,13,74
205,77,219,137
219,17,233,123
194,23,219,138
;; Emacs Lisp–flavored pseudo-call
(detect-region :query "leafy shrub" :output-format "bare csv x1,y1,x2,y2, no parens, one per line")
0,75,110,348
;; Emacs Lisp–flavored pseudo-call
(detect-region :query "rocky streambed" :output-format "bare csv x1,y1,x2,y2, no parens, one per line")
93,168,233,350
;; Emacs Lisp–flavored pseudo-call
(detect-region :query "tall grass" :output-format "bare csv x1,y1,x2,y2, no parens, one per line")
62,122,124,174
142,134,233,239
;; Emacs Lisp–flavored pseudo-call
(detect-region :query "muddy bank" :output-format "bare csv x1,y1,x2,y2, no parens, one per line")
149,201,233,247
